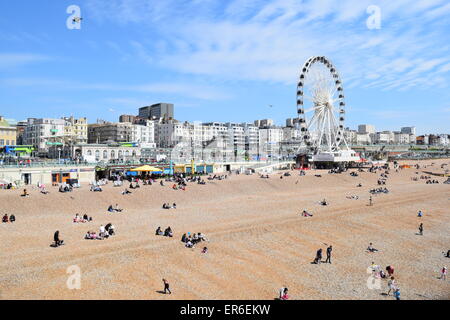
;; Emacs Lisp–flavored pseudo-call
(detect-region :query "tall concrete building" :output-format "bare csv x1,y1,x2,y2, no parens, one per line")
358,124,375,135
254,119,274,128
119,115,137,123
401,126,416,135
88,122,133,144
139,103,174,120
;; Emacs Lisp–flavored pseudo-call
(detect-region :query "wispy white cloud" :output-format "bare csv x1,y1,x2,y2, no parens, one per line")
0,53,50,68
0,77,231,101
85,0,450,92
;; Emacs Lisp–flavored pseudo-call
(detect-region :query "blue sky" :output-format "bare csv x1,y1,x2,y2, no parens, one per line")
0,0,449,134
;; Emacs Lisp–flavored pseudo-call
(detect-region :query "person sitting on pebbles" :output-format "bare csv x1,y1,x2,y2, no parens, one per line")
367,242,379,253
155,227,164,236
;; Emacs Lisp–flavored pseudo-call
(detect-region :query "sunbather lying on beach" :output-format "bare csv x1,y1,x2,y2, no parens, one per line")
85,231,99,240
301,210,313,217
122,188,132,195
107,204,123,213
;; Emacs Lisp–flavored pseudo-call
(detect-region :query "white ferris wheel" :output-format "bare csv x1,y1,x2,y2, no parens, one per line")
296,56,359,162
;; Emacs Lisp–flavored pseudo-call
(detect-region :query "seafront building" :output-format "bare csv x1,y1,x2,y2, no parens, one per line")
0,116,17,147
1,102,449,166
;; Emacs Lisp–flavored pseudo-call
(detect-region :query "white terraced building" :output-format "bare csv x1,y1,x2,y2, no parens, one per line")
23,118,66,154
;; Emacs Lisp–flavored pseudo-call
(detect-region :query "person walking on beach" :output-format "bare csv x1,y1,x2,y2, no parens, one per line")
162,278,172,294
387,277,396,296
440,267,447,280
369,196,373,206
418,223,423,235
315,248,323,264
393,288,401,300
325,245,332,264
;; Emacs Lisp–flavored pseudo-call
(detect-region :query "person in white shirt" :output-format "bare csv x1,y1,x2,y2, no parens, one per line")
99,225,107,238
387,277,396,295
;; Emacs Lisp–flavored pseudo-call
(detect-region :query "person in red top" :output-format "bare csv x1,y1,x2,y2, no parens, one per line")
279,287,289,300
386,265,394,276
162,278,172,294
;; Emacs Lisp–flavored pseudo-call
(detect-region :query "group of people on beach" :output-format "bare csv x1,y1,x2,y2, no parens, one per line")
73,213,93,223
2,213,16,223
59,184,73,193
370,262,400,298
369,187,389,195
85,223,115,240
162,203,176,210
90,185,102,192
156,226,173,237
181,232,208,249
208,174,228,181
313,245,332,264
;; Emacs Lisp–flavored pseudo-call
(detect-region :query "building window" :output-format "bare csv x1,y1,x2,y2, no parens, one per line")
111,150,115,159
103,150,108,159
95,150,100,160
87,150,92,156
